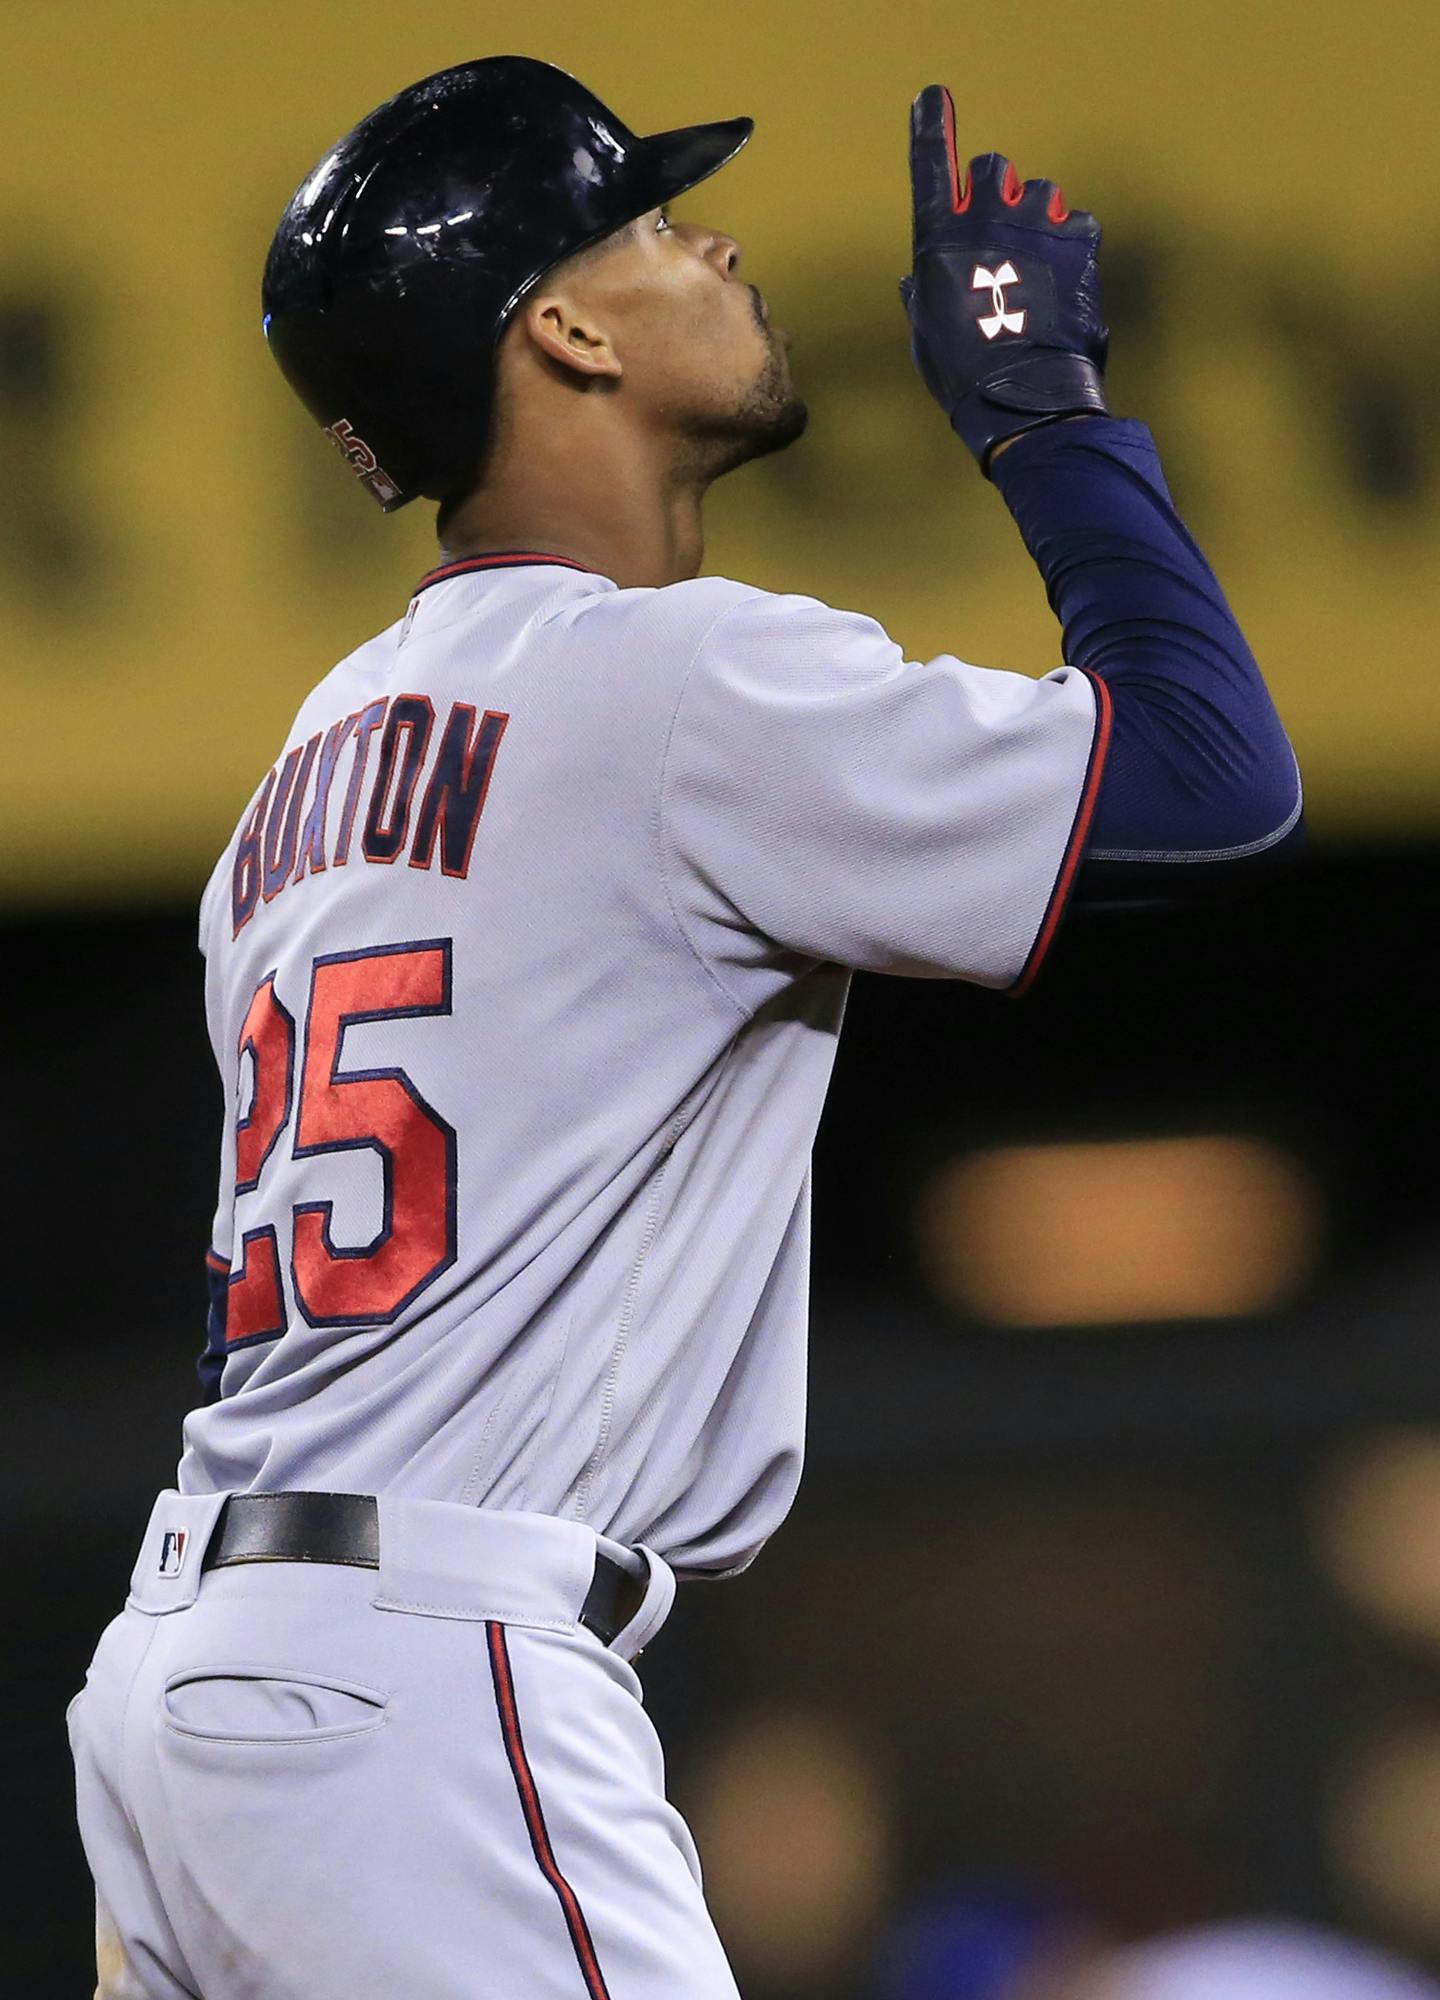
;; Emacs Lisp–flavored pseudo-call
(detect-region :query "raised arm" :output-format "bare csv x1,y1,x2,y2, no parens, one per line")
901,85,1301,906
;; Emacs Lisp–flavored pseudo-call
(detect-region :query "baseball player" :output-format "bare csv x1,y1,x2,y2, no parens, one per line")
68,56,1301,2000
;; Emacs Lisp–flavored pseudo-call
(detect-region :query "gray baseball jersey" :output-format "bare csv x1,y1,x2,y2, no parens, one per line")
180,554,1104,1577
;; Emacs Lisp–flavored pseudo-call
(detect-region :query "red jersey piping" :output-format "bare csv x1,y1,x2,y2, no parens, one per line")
1008,669,1114,998
413,552,600,598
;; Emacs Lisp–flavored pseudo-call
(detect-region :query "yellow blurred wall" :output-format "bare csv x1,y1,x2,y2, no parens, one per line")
2,0,1436,899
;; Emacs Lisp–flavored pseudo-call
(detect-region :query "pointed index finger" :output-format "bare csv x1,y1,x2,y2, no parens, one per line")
909,83,965,243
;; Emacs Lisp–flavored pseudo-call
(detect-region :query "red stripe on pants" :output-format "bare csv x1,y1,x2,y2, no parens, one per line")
487,1621,613,2000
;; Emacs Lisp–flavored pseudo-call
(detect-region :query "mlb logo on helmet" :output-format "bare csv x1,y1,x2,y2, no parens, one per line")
158,1528,190,1578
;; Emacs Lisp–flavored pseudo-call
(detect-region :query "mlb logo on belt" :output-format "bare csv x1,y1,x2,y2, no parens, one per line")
158,1528,190,1577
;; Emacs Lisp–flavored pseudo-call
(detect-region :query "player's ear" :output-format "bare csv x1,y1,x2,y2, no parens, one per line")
520,289,624,383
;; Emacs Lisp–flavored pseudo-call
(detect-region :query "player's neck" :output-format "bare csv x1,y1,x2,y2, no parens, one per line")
438,421,709,591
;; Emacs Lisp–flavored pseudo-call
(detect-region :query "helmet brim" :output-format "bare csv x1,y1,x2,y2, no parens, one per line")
629,116,754,208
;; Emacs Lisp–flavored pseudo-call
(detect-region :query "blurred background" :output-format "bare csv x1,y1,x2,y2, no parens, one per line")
5,1,1440,1992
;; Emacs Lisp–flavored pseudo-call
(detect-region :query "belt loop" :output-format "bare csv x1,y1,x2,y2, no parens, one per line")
372,1497,596,1627
608,1545,676,1662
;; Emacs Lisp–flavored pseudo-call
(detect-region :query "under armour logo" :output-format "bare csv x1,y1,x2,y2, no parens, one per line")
972,261,1026,340
158,1528,189,1578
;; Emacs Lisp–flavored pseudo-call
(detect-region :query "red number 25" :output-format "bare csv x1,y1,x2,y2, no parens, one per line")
227,940,456,1345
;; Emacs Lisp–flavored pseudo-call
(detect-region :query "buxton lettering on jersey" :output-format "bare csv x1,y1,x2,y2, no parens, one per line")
233,695,510,935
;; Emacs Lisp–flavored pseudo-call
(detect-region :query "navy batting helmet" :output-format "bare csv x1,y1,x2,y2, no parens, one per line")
262,56,753,512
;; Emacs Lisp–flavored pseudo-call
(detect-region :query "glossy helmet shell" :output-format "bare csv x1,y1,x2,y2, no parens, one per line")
262,55,752,511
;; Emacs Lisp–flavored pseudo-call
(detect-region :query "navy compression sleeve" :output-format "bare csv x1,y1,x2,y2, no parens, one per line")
991,417,1302,903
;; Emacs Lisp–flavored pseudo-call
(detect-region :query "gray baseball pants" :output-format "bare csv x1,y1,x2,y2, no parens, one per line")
69,1491,740,1999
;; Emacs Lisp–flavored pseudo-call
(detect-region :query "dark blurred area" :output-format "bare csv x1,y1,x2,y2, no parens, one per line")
11,846,1440,1992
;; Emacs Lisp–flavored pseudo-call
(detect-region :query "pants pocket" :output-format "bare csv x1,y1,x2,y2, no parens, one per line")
161,1666,389,1744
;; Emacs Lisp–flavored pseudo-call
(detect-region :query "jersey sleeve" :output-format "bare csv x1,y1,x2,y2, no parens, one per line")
660,590,1109,994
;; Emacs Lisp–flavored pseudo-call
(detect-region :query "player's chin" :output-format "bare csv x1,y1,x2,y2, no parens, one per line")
696,395,807,481
703,352,808,471
746,385,809,459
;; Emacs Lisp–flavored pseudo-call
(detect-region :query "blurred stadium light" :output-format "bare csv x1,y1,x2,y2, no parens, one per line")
914,1136,1319,1326
1331,1720,1440,1946
686,1707,894,1989
1313,1431,1440,1650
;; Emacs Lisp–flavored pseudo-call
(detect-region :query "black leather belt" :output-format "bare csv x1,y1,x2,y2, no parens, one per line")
203,1492,645,1648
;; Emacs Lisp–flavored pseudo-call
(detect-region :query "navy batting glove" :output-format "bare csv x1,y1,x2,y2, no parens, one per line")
901,84,1110,473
